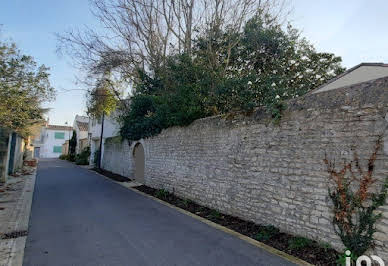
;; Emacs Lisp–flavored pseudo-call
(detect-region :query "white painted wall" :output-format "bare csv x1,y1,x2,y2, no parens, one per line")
40,128,72,158
73,115,89,154
78,130,88,140
314,65,388,93
88,112,121,165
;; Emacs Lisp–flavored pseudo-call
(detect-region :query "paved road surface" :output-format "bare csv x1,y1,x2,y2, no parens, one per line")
23,159,295,266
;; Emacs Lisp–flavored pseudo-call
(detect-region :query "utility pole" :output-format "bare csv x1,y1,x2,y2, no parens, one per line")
65,121,71,155
97,112,105,169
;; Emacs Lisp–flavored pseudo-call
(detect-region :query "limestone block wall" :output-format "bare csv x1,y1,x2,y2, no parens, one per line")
102,77,388,259
12,135,24,173
102,137,134,177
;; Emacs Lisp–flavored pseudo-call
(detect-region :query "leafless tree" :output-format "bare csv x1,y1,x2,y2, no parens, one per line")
57,0,291,87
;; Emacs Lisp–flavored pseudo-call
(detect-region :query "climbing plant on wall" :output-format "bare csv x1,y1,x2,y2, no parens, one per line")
324,136,388,259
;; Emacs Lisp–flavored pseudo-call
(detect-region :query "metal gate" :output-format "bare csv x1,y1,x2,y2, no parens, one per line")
34,147,40,158
8,132,16,174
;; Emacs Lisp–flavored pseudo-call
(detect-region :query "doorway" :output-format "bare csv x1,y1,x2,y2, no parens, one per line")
34,147,40,158
133,143,145,183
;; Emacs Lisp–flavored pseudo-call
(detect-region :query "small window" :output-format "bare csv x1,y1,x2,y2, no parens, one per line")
53,146,62,153
55,132,65,139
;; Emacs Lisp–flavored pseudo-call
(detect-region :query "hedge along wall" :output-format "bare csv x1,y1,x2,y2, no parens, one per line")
102,77,388,259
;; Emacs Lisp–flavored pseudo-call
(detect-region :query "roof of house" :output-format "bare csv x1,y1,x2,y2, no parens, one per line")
75,115,89,123
76,121,89,131
311,63,388,94
47,125,73,131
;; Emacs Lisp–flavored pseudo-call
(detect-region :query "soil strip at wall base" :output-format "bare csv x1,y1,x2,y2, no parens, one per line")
92,168,132,182
134,185,339,266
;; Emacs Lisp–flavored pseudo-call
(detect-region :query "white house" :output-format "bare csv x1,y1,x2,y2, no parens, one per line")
33,124,73,158
88,112,121,165
73,115,89,154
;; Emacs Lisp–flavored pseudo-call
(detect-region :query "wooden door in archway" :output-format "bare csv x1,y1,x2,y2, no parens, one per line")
133,143,145,183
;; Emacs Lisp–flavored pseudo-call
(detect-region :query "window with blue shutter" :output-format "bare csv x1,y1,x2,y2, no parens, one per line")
55,132,65,139
53,146,62,153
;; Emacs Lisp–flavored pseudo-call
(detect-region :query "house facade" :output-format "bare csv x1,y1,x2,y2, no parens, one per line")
311,62,388,93
73,115,89,154
88,112,121,165
62,140,69,155
33,125,73,158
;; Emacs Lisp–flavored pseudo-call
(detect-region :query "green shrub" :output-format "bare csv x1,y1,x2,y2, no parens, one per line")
69,130,77,158
182,199,193,208
75,147,91,165
208,209,222,220
155,189,169,200
120,56,211,141
67,154,76,162
325,137,388,258
254,225,280,241
288,236,312,250
75,157,88,165
93,148,100,166
319,241,332,252
60,153,75,161
118,16,345,141
59,154,68,160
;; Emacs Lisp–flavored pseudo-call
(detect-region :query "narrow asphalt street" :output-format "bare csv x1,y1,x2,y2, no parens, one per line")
23,159,295,266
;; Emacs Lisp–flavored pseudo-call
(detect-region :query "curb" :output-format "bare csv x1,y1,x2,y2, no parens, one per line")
89,168,313,266
0,169,37,266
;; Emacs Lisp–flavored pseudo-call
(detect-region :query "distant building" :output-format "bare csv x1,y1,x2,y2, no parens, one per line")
73,115,89,154
33,124,73,158
312,63,388,94
88,112,121,165
62,140,69,155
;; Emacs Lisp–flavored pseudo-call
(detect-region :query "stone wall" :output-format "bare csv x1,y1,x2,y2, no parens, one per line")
102,77,388,259
102,137,134,177
11,134,24,174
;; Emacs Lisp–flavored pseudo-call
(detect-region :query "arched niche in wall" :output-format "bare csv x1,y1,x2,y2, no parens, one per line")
133,142,145,183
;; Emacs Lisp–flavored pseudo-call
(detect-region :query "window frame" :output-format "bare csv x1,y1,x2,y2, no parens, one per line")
53,146,62,153
54,132,65,139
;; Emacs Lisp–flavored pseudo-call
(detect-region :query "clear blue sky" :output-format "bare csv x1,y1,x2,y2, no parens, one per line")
1,0,388,125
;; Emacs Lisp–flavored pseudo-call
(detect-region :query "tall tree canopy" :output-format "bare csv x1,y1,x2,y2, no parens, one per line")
0,40,55,135
192,15,345,114
119,14,345,140
86,77,118,118
58,0,289,81
58,1,345,141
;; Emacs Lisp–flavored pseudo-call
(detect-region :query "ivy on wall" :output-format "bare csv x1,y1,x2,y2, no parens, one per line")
324,136,388,260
